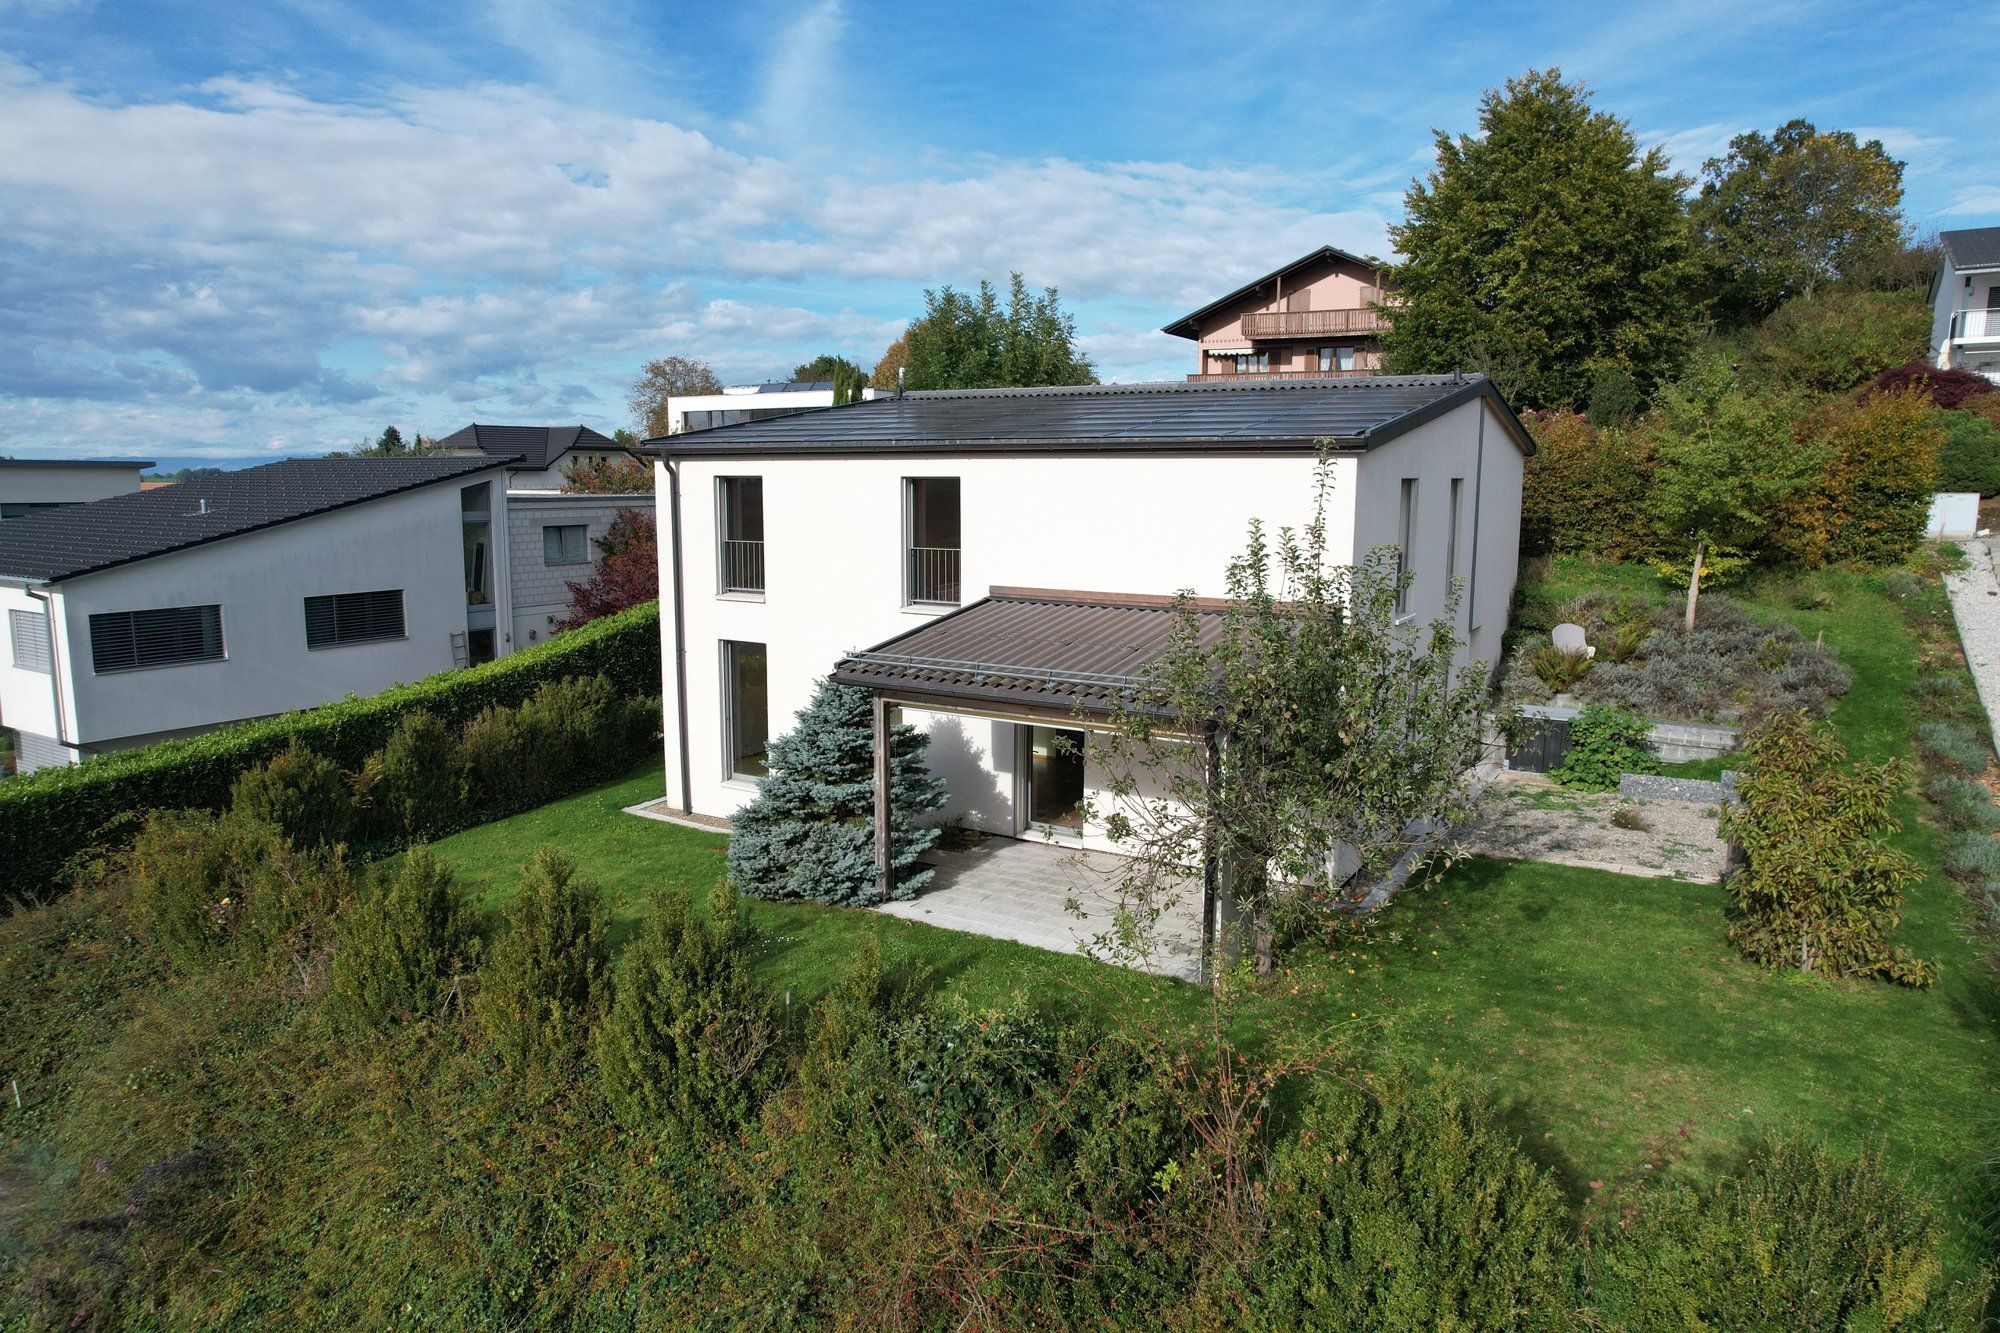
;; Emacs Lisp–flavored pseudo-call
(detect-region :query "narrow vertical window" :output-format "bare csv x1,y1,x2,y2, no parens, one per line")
1446,477,1464,594
723,640,769,780
905,477,961,606
718,477,765,593
1395,479,1418,618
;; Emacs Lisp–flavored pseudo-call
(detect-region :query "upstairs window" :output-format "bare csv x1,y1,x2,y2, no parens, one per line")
543,524,590,565
905,477,961,606
304,589,406,649
90,605,224,674
718,476,765,593
9,608,50,673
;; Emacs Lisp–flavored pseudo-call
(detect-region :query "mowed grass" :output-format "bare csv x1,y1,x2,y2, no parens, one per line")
423,555,2000,1273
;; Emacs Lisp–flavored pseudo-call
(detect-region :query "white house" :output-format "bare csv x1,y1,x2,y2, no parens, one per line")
644,374,1528,877
0,457,153,519
0,455,517,772
1930,227,2000,382
437,423,631,490
664,380,878,435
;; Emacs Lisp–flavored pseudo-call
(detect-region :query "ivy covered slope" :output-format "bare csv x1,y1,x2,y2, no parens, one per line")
0,600,661,905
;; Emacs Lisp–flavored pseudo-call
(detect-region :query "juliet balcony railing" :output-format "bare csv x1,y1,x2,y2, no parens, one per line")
907,545,961,606
1240,305,1389,338
720,539,765,593
1949,308,2000,342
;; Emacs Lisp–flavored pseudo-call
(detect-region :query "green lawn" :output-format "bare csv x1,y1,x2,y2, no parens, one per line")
422,556,2000,1276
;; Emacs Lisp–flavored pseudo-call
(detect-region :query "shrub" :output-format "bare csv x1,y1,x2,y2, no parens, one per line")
126,808,350,969
1518,412,1659,558
596,883,775,1139
1596,618,1653,664
326,848,482,1034
229,742,356,849
1610,804,1651,832
461,674,654,813
0,599,662,905
1528,645,1593,692
1866,360,1997,410
1915,720,1991,775
728,680,947,906
1552,703,1657,791
1741,289,1930,393
1770,391,1941,570
1722,713,1930,984
1925,775,2000,833
473,848,609,1091
1249,1072,1573,1326
1933,407,2000,495
364,710,464,839
1584,1136,1965,1328
1942,834,2000,884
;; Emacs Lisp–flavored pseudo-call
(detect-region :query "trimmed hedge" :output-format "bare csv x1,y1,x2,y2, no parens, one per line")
0,600,661,904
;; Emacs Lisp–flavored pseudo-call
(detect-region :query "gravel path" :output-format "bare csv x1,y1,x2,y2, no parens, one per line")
1941,539,2000,757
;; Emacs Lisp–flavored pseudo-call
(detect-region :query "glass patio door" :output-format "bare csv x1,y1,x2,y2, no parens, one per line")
1023,726,1086,837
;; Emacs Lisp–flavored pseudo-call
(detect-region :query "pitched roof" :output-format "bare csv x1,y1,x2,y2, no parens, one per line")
644,375,1531,457
1942,228,2000,273
0,455,512,584
1161,244,1386,339
832,589,1231,713
436,423,623,470
0,457,155,470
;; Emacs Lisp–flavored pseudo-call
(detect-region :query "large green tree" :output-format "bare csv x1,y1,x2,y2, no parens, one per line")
1692,120,1907,323
1381,69,1701,410
901,273,1097,390
630,355,723,437
792,353,870,384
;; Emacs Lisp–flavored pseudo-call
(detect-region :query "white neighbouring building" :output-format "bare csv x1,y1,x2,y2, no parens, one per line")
644,375,1529,876
1930,227,2000,382
664,380,879,435
0,457,153,519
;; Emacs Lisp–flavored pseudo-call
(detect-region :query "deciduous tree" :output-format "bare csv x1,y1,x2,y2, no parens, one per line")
630,355,723,437
902,273,1097,390
556,509,657,630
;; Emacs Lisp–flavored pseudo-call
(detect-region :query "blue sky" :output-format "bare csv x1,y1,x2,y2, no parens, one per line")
1,1,1990,470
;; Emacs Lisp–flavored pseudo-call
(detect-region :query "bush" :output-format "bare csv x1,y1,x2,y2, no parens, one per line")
1741,289,1930,393
1867,360,1998,410
1942,834,2000,884
1722,713,1930,985
126,808,350,969
596,883,775,1139
1528,644,1593,692
474,848,609,1092
1584,1136,1965,1328
1552,703,1657,791
461,675,654,813
1518,412,1659,558
1915,720,1991,775
229,742,356,849
1934,407,2000,495
1925,775,2000,833
326,848,482,1034
363,710,464,839
1250,1073,1573,1326
1770,391,1941,569
0,600,662,905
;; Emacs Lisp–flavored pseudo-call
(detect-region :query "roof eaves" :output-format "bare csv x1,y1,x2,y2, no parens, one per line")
1358,376,1536,457
1160,244,1386,339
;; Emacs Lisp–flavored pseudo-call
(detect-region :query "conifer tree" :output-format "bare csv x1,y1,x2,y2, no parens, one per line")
474,848,609,1091
727,680,947,906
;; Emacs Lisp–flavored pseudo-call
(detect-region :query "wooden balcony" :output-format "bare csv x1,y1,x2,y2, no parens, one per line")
1239,305,1388,338
1184,368,1382,382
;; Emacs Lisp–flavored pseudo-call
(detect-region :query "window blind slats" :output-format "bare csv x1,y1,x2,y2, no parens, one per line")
89,605,224,673
304,589,405,649
9,608,51,673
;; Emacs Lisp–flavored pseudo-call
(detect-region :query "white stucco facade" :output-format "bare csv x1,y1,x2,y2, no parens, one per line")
1930,233,2000,382
654,392,1525,854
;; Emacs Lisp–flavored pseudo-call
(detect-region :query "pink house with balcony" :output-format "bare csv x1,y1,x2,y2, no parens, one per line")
1162,245,1393,381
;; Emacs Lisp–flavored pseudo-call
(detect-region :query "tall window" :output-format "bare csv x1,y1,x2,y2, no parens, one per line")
1446,477,1464,595
304,589,406,649
718,476,765,593
905,477,961,606
1395,479,1418,618
460,483,491,607
9,607,50,673
1229,351,1270,374
89,605,224,674
1318,346,1355,372
722,640,769,779
542,524,589,566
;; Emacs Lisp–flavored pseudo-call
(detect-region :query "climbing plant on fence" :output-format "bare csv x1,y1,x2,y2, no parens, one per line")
0,600,661,904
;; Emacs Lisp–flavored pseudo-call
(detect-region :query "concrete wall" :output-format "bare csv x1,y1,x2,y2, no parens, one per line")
0,470,500,758
506,492,656,652
0,462,147,513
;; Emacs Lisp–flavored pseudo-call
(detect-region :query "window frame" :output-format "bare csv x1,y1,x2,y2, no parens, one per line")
9,607,51,673
1446,476,1464,597
903,476,963,607
542,523,590,566
1395,478,1418,620
88,604,226,675
716,476,766,594
304,588,407,651
721,638,770,782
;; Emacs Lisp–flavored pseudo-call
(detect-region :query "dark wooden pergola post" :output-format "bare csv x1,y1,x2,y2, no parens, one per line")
872,692,895,900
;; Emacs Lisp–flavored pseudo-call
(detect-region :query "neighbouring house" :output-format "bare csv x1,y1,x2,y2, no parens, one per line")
504,490,654,651
0,456,515,773
665,380,879,435
1930,227,2000,382
1162,246,1393,382
0,457,153,519
643,375,1527,883
437,423,630,489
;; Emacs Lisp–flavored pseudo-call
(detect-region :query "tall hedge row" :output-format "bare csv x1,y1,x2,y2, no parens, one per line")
0,600,661,904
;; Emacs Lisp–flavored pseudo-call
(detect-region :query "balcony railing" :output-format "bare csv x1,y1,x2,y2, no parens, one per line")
1184,367,1383,382
1949,308,2000,342
720,539,765,593
907,545,961,606
1240,303,1390,339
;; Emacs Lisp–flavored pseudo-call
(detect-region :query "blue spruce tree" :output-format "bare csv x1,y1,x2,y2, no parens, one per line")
727,680,947,905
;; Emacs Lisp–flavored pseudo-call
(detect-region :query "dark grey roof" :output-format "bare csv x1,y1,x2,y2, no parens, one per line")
1942,228,2000,272
1162,244,1387,339
0,457,155,469
645,375,1530,457
833,589,1230,713
0,455,512,584
436,423,623,470
755,381,833,394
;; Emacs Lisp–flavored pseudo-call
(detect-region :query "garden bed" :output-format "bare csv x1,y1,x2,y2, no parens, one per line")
1460,773,1730,882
